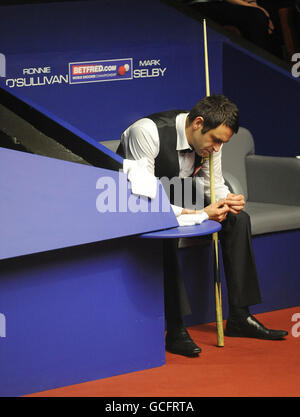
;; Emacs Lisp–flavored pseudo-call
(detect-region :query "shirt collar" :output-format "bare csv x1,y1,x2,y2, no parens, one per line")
176,112,193,152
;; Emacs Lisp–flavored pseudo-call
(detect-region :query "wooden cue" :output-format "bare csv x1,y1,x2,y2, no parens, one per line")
203,19,224,347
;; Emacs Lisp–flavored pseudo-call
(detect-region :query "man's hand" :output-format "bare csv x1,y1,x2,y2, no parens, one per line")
225,193,245,214
204,199,230,222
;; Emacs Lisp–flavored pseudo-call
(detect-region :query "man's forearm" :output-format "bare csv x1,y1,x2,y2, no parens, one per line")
172,205,205,216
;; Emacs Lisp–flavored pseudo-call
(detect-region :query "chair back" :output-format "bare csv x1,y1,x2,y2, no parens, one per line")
221,127,255,200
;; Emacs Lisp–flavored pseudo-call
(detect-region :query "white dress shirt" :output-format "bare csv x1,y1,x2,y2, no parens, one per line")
121,112,230,216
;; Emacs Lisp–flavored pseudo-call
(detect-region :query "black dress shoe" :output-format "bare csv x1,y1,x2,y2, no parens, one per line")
225,315,288,340
166,327,202,357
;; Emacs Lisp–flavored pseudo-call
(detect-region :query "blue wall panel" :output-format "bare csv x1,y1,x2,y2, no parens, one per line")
251,230,300,313
1,1,298,151
0,238,165,396
0,0,224,141
223,42,300,158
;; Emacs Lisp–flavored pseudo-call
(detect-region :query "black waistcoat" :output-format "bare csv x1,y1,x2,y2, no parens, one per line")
147,110,203,179
117,110,203,177
147,110,185,179
148,110,204,208
117,110,204,208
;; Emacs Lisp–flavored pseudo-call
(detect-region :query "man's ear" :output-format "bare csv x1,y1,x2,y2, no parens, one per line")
193,116,204,131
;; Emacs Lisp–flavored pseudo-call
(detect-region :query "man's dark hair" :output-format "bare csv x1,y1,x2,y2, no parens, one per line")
188,94,239,134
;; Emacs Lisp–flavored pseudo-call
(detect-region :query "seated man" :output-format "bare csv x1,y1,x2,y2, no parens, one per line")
117,94,288,358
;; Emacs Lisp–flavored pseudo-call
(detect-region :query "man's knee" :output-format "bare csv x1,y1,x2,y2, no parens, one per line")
233,210,251,225
237,210,250,222
222,210,251,232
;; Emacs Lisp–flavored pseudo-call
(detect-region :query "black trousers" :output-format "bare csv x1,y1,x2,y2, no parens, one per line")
188,2,281,57
163,211,262,327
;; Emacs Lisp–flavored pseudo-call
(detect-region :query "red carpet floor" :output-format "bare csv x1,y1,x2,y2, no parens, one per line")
27,307,300,397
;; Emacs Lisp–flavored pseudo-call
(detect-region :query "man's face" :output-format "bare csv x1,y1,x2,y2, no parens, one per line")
188,118,234,157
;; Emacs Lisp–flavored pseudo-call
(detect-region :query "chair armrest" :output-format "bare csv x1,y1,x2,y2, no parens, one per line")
222,170,245,196
246,155,300,206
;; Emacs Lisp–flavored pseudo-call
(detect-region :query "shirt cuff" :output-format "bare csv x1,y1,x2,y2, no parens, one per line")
177,211,209,227
171,204,183,217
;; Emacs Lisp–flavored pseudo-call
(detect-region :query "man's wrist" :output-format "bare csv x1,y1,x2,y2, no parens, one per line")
182,208,197,215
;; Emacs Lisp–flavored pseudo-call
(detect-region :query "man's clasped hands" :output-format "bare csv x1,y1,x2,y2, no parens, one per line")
204,193,245,222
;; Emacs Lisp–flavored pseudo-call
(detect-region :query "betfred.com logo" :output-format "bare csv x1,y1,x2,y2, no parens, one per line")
69,58,132,84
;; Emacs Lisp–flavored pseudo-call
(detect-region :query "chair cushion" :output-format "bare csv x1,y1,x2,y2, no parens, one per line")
245,202,300,235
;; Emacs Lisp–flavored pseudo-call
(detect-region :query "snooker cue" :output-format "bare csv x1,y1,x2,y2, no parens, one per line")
203,19,224,347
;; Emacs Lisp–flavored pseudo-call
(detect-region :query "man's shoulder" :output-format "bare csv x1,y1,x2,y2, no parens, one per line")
147,109,188,122
127,117,157,131
122,117,159,141
123,109,188,138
